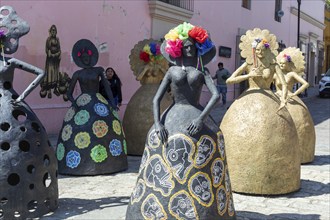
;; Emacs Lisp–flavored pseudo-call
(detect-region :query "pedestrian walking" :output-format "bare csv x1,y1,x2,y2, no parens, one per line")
213,62,230,105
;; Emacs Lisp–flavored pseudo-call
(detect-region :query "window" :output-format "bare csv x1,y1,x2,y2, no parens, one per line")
275,0,283,22
242,0,251,10
155,0,194,12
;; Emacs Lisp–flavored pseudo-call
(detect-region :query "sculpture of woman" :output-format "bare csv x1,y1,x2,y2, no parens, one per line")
40,24,61,98
221,28,300,195
274,47,315,163
126,22,236,220
56,39,127,175
0,5,58,219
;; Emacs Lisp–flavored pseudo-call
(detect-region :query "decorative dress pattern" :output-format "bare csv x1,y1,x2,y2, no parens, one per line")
56,39,127,175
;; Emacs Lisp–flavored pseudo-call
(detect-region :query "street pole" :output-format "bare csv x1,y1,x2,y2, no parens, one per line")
297,0,301,48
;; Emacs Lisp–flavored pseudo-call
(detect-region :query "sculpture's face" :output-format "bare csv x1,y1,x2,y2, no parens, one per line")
182,38,196,57
80,52,91,65
50,26,57,37
279,58,290,72
189,174,212,204
142,195,166,219
255,43,265,58
195,137,214,166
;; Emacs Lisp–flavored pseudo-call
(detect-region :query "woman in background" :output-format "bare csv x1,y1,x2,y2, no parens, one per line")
100,67,122,109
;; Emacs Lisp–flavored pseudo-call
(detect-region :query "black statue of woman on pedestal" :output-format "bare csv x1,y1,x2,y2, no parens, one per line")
0,5,58,219
126,22,236,220
56,39,127,175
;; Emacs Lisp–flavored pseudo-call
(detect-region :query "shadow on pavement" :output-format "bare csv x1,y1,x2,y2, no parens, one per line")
42,196,130,220
237,211,320,220
307,155,330,166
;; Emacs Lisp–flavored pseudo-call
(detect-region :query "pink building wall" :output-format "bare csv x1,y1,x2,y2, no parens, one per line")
0,0,324,135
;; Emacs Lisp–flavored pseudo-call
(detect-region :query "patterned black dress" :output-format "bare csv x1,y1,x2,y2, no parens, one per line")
126,67,236,220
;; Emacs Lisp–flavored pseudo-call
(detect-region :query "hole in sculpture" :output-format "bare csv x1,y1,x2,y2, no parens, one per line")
12,94,19,99
0,198,8,205
20,126,26,132
43,173,51,187
14,211,20,218
12,110,27,122
44,199,50,208
43,155,50,167
11,19,17,24
0,9,9,16
29,184,34,190
27,165,35,174
0,209,3,218
19,140,30,152
3,81,11,90
0,123,10,131
7,173,20,186
10,38,16,45
31,122,41,133
27,200,37,213
1,142,10,151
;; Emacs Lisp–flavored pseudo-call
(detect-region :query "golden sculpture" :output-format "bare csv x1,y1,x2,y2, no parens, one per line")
123,39,171,155
274,47,316,163
220,28,300,195
40,25,61,98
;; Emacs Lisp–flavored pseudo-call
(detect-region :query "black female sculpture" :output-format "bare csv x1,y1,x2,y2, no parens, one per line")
126,22,236,220
56,39,127,175
0,5,58,219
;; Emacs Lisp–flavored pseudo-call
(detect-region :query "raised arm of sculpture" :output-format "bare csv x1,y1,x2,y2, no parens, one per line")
8,58,45,102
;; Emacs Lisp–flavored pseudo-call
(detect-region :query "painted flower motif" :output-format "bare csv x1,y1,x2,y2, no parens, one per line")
61,124,72,141
56,143,65,161
109,139,122,156
94,103,109,117
112,120,122,135
123,140,127,154
74,110,90,125
92,120,109,138
112,110,119,119
76,94,92,107
66,150,81,168
96,93,109,104
90,144,108,163
74,132,91,149
64,107,75,122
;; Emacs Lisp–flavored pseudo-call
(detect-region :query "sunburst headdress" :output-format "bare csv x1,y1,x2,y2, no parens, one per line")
239,28,278,67
277,47,305,76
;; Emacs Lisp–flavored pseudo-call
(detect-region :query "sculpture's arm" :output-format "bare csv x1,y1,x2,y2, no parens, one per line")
8,58,45,102
275,64,288,109
66,71,78,104
187,69,220,135
99,69,117,110
290,72,309,97
153,69,172,142
226,62,248,84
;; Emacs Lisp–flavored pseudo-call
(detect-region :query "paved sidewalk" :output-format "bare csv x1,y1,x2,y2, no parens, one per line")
44,86,329,220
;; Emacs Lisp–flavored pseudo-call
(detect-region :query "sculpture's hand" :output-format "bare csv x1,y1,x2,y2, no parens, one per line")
187,118,203,136
155,122,168,143
248,68,263,78
277,97,287,112
11,97,22,107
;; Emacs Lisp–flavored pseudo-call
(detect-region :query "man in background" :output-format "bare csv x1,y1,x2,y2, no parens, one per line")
213,62,230,105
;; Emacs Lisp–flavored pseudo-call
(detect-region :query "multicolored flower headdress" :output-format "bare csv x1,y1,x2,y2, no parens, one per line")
283,54,292,62
164,22,214,58
161,22,215,70
139,42,163,63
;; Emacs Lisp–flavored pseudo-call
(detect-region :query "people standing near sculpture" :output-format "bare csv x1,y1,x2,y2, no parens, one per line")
274,47,315,163
0,5,58,219
126,22,236,219
56,39,127,175
213,62,230,105
40,24,61,98
221,28,300,195
99,67,122,109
